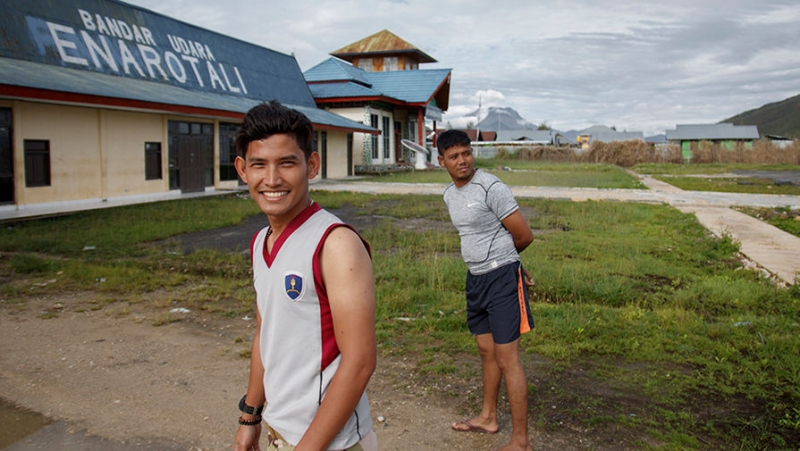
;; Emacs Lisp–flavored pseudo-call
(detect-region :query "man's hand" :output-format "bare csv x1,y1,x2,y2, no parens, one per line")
234,423,262,451
523,267,535,287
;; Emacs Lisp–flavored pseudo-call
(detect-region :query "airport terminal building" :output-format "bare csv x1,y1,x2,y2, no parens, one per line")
0,0,377,214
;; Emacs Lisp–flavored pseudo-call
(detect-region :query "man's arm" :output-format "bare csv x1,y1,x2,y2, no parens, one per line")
233,309,266,451
502,209,535,286
294,226,377,451
502,209,534,253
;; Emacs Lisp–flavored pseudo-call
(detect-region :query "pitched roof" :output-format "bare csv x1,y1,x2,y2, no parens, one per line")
0,58,377,133
305,58,451,109
666,123,760,140
0,0,376,133
331,29,437,63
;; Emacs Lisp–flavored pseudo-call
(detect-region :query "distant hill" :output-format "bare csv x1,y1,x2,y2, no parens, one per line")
474,107,537,132
723,93,800,139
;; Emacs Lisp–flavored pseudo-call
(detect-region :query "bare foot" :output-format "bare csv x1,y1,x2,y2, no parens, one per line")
489,444,533,451
450,417,499,434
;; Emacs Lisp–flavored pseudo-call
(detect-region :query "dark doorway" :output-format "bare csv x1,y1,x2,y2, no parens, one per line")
347,133,353,177
177,135,206,193
0,108,13,204
320,131,327,179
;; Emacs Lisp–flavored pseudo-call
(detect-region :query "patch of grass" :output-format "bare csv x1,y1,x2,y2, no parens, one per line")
357,163,645,189
737,206,800,238
632,163,800,175
2,189,799,450
654,176,800,195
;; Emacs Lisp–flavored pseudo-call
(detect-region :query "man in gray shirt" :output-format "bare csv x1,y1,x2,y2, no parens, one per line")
438,129,534,451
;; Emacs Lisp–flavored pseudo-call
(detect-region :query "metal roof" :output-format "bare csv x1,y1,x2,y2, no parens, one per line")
330,29,437,64
0,0,376,133
305,58,451,105
666,123,760,140
0,58,377,133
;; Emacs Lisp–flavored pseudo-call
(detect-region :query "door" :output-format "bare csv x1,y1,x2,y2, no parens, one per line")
0,108,13,204
177,135,206,193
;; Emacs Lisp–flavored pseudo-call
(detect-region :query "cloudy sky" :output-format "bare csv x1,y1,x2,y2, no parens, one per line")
124,0,800,136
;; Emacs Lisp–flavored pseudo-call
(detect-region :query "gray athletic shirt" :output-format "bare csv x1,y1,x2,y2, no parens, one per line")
443,169,520,275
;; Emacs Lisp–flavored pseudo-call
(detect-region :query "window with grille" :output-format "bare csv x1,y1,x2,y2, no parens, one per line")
24,140,50,187
145,142,162,180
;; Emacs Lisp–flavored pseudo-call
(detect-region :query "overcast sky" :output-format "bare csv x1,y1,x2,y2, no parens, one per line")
124,0,800,136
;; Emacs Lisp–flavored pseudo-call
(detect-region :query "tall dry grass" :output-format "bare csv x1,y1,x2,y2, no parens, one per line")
495,140,800,167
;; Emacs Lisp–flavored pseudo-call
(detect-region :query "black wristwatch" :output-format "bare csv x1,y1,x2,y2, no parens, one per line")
239,394,264,416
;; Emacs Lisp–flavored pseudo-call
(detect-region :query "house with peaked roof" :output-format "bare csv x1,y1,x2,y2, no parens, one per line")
304,30,451,168
0,0,376,214
666,123,760,161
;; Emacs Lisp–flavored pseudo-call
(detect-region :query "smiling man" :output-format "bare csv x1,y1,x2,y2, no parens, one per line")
233,101,377,451
438,129,535,451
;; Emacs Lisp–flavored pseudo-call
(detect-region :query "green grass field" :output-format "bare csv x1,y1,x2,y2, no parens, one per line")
2,163,799,450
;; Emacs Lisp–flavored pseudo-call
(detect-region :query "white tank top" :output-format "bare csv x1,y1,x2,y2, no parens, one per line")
250,204,373,448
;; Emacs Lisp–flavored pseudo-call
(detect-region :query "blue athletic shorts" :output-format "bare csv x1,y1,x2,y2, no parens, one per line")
465,261,534,344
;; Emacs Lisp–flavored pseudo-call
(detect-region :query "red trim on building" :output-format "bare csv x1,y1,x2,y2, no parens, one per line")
0,85,243,119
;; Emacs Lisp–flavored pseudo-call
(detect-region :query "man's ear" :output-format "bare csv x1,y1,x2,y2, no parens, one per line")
234,156,247,183
307,152,321,179
437,154,444,166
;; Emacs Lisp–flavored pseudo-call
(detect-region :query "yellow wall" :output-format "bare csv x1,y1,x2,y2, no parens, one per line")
8,101,169,207
326,107,370,166
324,131,350,179
14,102,103,205
101,109,167,197
3,99,357,209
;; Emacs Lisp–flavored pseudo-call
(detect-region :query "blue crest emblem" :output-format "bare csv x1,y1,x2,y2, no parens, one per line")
284,273,304,301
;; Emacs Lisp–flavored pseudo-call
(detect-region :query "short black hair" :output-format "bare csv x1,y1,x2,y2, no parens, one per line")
437,129,471,156
235,100,314,159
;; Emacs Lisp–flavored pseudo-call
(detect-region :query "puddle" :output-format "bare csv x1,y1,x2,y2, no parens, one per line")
0,397,51,448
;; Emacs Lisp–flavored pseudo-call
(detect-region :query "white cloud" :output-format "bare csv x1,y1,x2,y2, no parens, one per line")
125,0,800,136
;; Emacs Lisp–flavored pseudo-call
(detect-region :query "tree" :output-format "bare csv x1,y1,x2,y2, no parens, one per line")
537,121,552,130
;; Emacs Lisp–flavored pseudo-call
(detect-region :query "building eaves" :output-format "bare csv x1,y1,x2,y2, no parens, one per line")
0,57,378,134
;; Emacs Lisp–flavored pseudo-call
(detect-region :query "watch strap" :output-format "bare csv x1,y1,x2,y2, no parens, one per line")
239,394,264,416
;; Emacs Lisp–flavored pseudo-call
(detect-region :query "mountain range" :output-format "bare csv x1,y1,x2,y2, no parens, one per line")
723,93,800,139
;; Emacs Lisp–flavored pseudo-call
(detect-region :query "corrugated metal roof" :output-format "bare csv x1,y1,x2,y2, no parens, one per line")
666,123,760,140
308,81,380,99
305,58,450,105
0,0,376,133
303,58,370,85
0,57,377,133
365,69,451,104
331,29,436,63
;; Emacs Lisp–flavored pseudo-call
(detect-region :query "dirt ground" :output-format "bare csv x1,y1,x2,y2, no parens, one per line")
0,205,744,451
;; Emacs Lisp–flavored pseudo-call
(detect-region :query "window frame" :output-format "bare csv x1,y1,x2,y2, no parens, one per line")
24,139,50,187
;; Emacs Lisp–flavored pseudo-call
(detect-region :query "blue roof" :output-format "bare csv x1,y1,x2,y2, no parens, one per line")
0,0,378,132
304,58,370,86
0,57,376,133
305,58,451,105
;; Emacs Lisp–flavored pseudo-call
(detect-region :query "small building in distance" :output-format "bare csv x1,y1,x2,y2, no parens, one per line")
666,123,760,161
